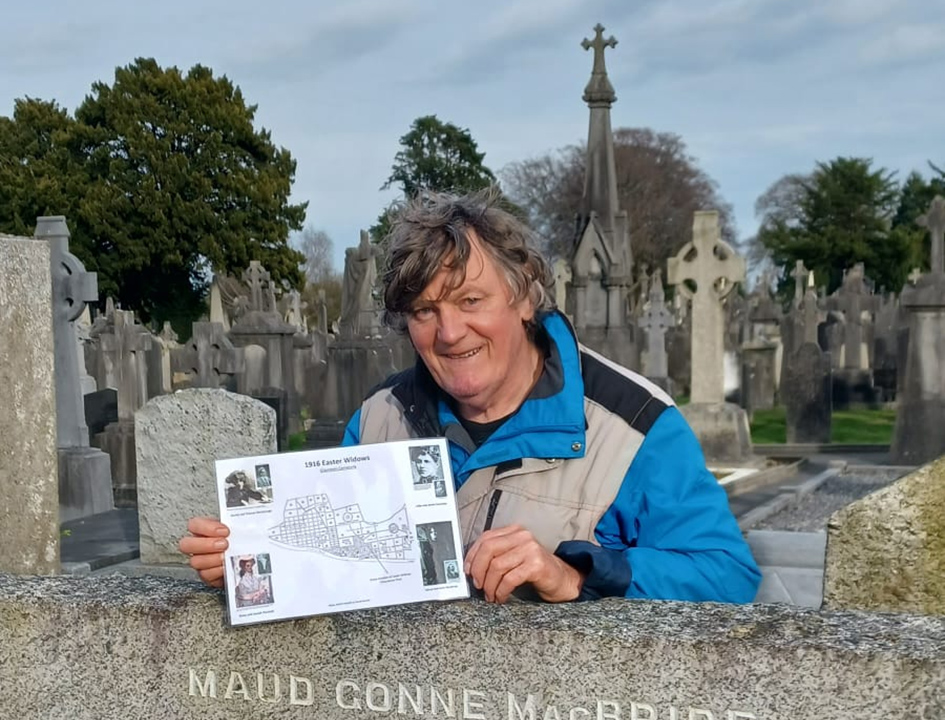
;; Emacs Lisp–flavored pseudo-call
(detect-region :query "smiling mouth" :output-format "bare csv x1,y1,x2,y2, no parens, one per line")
444,347,481,360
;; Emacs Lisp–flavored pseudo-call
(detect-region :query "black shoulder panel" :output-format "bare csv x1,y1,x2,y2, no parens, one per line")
580,351,668,435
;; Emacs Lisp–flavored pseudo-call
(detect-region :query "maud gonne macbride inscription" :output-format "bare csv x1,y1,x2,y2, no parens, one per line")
187,671,758,720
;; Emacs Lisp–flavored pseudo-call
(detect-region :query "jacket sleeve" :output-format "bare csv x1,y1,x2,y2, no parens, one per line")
556,406,761,603
340,409,362,446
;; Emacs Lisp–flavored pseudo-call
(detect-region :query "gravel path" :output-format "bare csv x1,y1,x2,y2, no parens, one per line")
753,468,906,532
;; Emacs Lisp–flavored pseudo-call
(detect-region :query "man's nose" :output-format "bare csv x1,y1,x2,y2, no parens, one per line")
436,305,466,344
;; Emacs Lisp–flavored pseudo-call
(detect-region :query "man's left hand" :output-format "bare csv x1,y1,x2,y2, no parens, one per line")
463,525,584,604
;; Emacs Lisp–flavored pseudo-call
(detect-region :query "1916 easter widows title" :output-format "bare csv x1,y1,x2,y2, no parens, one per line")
188,669,757,720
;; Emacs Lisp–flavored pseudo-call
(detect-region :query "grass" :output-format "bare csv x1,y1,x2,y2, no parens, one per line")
750,406,897,444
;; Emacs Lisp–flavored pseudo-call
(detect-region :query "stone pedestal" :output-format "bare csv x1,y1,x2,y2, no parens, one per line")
740,342,777,415
680,402,752,463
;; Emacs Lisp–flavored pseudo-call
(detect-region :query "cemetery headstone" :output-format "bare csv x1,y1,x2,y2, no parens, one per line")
637,269,673,392
93,309,153,504
667,212,751,461
891,195,945,464
2,574,944,718
339,230,380,338
824,454,945,614
783,343,832,443
136,389,277,564
0,235,58,573
35,216,114,521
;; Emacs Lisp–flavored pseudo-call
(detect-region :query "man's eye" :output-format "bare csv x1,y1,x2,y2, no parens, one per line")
411,306,434,319
462,297,482,308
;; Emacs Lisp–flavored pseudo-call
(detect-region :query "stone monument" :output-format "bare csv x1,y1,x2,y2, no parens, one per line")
824,454,945,614
35,216,114,521
569,24,636,369
338,230,380,339
891,195,945,464
136,390,277,565
667,211,752,461
0,234,59,574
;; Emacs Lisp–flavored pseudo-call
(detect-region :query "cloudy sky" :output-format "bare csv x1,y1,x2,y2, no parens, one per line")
2,0,943,270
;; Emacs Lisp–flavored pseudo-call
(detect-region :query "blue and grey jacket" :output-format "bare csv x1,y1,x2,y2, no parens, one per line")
343,311,760,603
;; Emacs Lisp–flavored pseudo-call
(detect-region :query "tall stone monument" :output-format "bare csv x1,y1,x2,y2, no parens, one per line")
891,195,945,463
35,216,114,521
667,211,752,461
569,24,636,369
338,230,380,339
0,234,59,573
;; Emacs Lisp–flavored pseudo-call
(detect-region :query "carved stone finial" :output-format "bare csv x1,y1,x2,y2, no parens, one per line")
581,24,617,106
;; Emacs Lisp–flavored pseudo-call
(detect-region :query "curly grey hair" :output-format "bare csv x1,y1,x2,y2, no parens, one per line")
381,187,556,337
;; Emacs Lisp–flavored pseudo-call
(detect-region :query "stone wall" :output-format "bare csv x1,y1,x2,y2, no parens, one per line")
1,575,943,718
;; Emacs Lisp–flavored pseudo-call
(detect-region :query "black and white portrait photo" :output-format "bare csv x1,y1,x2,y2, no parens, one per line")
409,444,443,487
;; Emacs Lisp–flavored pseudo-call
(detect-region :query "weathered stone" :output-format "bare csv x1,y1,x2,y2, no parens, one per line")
824,455,945,614
783,343,832,444
891,274,945,464
1,575,944,718
679,402,752,463
135,389,277,565
667,211,746,405
0,236,59,574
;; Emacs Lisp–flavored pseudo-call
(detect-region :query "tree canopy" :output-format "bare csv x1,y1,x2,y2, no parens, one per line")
755,157,933,296
0,58,307,329
372,115,497,241
501,127,737,277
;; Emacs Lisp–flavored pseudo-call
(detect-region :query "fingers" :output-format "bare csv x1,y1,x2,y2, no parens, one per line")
465,526,551,603
188,516,229,538
179,517,230,590
198,564,226,588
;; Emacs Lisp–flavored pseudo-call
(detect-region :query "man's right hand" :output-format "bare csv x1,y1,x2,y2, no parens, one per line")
178,517,230,588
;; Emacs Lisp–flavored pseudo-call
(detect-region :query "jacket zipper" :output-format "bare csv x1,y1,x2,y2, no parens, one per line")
483,489,503,532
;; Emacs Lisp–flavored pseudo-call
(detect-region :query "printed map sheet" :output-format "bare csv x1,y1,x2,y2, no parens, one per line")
216,438,468,626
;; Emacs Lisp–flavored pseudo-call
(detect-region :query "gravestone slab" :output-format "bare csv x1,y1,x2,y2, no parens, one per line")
824,454,945,614
0,236,59,574
783,343,831,444
1,575,944,718
135,389,277,564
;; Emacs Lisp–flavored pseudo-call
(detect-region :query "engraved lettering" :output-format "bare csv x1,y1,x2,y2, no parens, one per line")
597,700,621,720
432,687,455,717
569,708,590,720
367,682,393,712
727,713,756,720
630,703,656,720
290,676,315,706
337,680,362,709
508,693,539,720
188,668,217,698
463,689,486,720
256,673,282,703
543,705,561,720
224,671,250,701
689,710,714,720
398,684,423,715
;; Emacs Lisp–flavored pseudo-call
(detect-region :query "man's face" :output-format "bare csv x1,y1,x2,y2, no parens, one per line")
406,231,535,420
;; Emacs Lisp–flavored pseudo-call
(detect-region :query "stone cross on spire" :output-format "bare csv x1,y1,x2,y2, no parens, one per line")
581,24,617,105
918,195,945,275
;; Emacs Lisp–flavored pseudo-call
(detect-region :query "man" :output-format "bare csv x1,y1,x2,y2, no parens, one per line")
181,189,760,604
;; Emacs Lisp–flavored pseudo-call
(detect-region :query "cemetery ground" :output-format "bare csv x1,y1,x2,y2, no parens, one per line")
749,406,896,444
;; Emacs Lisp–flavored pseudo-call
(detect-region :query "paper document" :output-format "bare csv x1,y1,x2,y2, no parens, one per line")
215,438,468,626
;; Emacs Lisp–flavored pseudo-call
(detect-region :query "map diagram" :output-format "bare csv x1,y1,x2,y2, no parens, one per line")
268,493,413,572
